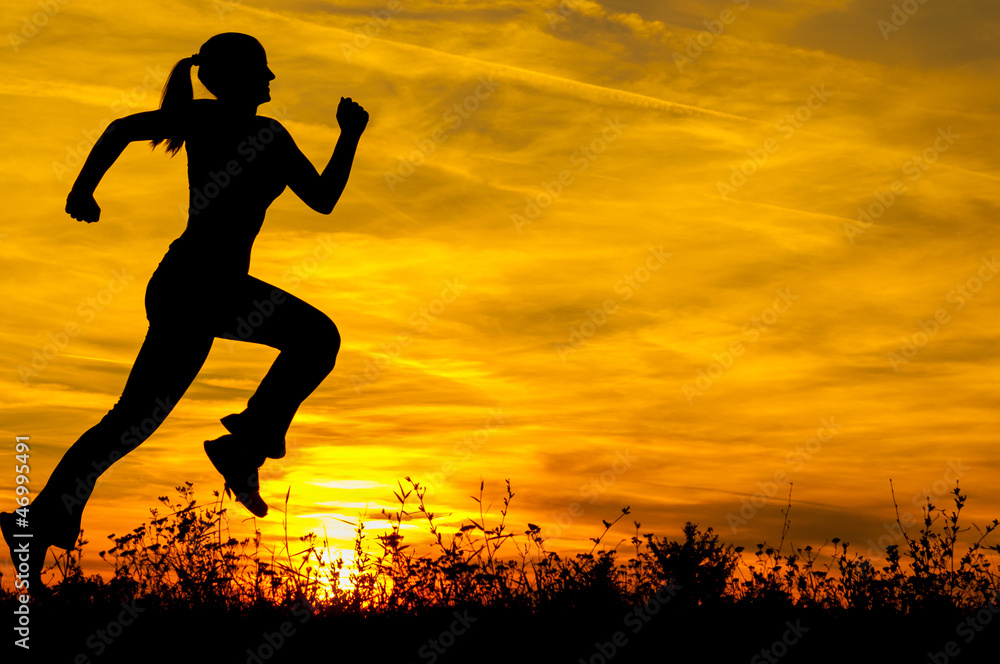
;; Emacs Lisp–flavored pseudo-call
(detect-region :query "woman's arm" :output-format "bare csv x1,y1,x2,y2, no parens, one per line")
282,97,369,215
66,110,179,222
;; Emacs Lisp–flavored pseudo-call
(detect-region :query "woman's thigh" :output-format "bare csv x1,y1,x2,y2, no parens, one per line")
145,267,338,352
214,275,340,352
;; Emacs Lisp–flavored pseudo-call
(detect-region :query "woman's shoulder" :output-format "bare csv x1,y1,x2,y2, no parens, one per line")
253,112,287,129
189,98,220,114
251,114,292,146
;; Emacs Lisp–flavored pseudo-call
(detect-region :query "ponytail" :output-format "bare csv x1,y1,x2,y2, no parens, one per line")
151,54,198,155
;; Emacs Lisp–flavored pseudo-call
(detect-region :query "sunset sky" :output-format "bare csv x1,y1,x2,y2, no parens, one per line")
1,0,999,586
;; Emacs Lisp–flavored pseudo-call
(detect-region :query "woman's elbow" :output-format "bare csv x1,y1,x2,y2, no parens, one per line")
312,195,339,215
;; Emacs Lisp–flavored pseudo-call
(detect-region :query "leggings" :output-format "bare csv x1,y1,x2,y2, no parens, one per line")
32,259,341,548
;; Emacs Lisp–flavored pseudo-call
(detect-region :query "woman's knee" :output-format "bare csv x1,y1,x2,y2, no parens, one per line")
311,314,341,370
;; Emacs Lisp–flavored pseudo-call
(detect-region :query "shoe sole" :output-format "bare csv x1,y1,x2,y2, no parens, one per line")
204,438,268,518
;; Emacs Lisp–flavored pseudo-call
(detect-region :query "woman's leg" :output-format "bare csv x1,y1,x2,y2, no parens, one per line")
216,276,341,459
30,324,214,548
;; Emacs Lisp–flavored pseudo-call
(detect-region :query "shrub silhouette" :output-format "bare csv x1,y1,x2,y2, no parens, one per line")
3,478,1000,662
3,478,997,617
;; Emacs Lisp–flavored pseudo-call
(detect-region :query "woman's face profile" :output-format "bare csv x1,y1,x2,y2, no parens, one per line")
203,38,275,108
238,47,275,106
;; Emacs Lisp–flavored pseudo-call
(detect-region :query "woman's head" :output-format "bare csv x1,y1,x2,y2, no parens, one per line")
154,33,274,154
195,33,274,106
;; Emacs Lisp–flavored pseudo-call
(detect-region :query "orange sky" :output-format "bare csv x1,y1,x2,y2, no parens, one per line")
2,0,999,586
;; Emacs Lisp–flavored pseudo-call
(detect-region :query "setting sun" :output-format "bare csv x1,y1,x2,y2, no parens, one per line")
2,1,1000,660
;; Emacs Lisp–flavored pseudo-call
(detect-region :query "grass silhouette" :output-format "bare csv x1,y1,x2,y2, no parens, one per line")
4,479,1000,663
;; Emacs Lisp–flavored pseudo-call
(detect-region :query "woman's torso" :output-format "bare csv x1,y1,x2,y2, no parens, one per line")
160,100,288,276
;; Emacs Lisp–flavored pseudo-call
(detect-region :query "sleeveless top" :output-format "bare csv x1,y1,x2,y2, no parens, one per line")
159,99,288,276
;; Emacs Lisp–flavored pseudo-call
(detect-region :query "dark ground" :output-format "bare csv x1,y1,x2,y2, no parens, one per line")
4,593,999,664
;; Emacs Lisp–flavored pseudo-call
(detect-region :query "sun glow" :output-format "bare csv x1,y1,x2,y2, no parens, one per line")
2,0,999,593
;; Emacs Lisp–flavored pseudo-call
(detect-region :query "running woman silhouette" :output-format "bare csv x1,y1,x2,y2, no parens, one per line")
1,32,368,592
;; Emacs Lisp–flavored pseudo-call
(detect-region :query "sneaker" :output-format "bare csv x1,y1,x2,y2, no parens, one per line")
1,511,53,597
220,413,286,459
204,435,268,517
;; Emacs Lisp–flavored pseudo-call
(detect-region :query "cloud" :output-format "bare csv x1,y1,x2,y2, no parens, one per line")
1,0,999,584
